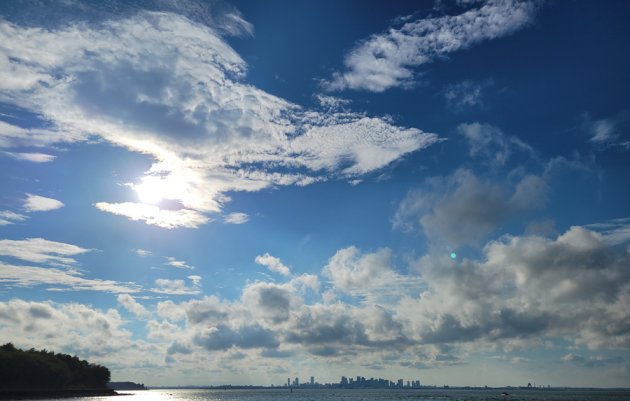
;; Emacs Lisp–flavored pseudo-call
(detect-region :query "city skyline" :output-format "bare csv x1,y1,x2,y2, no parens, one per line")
1,0,629,388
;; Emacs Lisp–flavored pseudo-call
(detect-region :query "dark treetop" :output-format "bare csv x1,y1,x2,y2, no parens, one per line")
0,343,110,390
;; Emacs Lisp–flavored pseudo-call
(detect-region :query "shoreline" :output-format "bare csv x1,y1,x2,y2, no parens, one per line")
0,389,121,400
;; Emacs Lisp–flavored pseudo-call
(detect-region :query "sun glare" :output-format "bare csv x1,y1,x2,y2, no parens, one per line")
134,178,166,204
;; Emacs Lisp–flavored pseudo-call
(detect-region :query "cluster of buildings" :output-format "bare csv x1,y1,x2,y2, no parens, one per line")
285,376,422,389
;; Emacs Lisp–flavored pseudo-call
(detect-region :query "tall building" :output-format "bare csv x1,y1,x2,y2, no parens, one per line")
310,376,314,385
287,378,290,387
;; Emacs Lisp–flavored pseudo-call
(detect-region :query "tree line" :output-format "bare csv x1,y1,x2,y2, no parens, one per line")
0,343,110,389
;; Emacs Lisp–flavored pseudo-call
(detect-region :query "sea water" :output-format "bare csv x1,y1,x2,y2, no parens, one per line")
27,388,630,401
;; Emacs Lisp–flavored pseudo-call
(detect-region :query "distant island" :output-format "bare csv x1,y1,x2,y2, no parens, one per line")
0,343,116,399
107,382,147,390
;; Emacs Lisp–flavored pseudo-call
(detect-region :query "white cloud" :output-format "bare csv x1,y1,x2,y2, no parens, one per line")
589,118,617,143
314,94,351,111
117,294,151,318
134,248,153,257
0,261,139,293
324,0,539,92
94,202,210,229
165,256,194,270
444,80,491,109
255,253,291,276
0,238,90,266
0,299,154,365
457,122,532,165
585,218,630,246
0,210,28,226
0,11,439,229
3,151,56,162
0,238,139,293
23,194,64,212
393,169,546,246
322,246,423,304
405,225,630,349
0,120,84,148
152,277,201,295
224,212,249,224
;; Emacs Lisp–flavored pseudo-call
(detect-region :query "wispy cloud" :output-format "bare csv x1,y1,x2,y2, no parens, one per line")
584,111,630,149
323,0,539,92
443,80,493,109
0,262,139,293
134,248,153,258
0,237,138,293
0,11,439,229
3,151,56,162
457,122,532,165
165,257,194,270
0,210,28,226
224,212,249,225
23,194,64,212
0,238,89,266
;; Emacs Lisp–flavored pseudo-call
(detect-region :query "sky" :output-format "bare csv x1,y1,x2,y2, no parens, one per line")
1,0,629,388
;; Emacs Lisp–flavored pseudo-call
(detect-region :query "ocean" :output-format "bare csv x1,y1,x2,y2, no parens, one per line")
28,388,630,401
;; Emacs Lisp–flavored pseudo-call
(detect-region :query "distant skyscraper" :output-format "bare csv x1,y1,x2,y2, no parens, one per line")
287,378,290,387
310,376,314,385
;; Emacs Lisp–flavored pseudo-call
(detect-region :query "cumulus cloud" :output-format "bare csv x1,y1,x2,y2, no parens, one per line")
0,10,439,229
117,294,151,318
23,194,64,212
255,253,291,276
152,277,201,295
324,0,539,92
224,212,249,224
134,224,630,367
194,324,279,351
321,247,423,304
0,299,159,366
393,168,546,246
405,225,630,349
0,210,28,226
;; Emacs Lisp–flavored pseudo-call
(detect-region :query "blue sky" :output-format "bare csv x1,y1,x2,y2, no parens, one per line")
1,0,629,388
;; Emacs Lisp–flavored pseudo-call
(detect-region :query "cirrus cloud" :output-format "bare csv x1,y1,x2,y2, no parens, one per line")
0,10,439,229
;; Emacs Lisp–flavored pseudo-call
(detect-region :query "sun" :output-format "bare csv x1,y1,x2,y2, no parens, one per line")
134,177,165,204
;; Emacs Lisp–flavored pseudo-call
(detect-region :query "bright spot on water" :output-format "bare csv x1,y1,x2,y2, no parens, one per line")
450,252,457,259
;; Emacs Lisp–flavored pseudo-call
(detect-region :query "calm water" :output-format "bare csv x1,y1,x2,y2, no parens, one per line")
25,389,630,401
